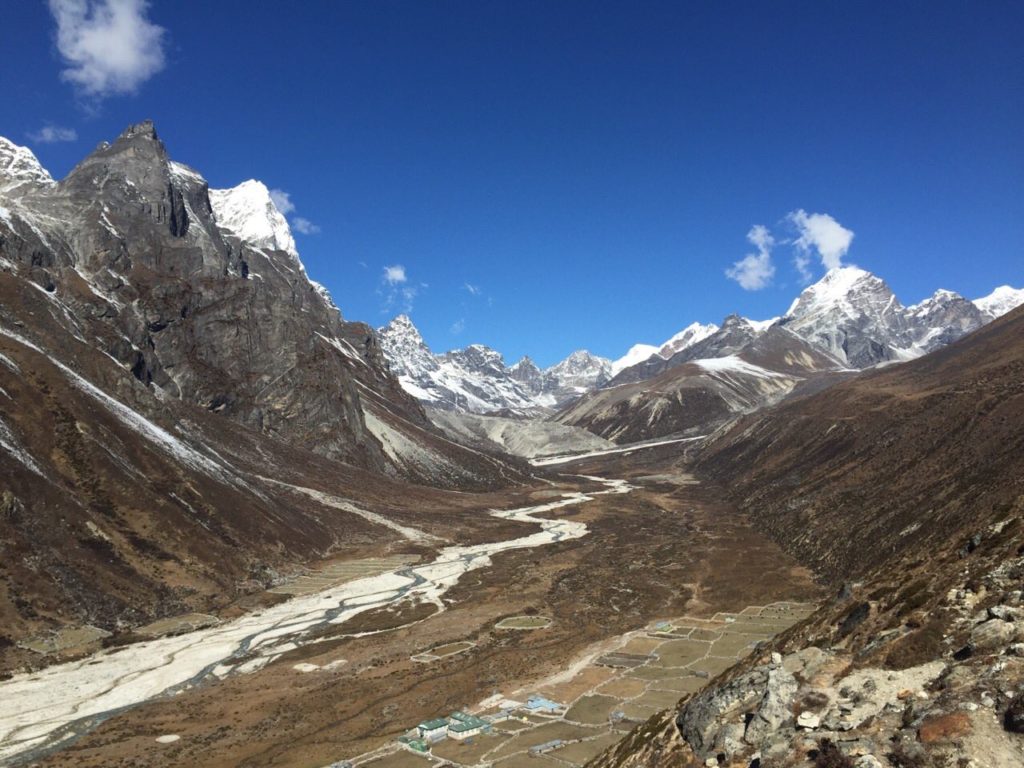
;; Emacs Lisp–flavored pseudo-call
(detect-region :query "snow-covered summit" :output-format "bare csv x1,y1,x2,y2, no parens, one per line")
0,137,54,194
780,267,1003,366
784,266,887,318
974,285,1024,320
782,266,911,366
611,344,661,376
546,350,612,386
379,316,613,413
658,321,720,357
609,322,720,378
210,180,298,258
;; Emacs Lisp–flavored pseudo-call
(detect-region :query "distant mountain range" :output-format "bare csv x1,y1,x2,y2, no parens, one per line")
377,314,615,413
380,267,1022,423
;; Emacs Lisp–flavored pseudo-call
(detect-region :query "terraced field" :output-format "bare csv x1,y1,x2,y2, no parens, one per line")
351,601,816,768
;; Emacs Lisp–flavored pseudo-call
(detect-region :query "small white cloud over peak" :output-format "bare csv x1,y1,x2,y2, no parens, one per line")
380,265,416,313
726,224,776,291
266,188,320,236
789,209,854,280
464,282,481,296
450,318,465,334
292,217,320,235
384,265,407,285
268,188,295,215
27,125,78,144
49,0,167,100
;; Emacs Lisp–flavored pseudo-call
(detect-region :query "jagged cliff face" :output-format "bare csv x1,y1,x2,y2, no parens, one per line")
0,121,427,467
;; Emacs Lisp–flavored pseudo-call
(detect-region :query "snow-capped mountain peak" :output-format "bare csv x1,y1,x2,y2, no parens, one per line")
0,137,54,194
784,266,886,318
378,317,615,412
611,343,661,376
210,179,298,259
510,355,539,374
544,350,613,399
974,285,1024,320
781,266,912,366
658,321,719,357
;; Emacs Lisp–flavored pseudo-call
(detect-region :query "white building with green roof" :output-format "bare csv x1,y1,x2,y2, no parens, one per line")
417,718,449,741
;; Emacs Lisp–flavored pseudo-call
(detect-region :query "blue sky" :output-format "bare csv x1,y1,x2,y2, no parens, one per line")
2,1,1021,366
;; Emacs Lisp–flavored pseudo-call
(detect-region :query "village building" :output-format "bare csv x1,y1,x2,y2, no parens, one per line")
447,711,490,740
525,695,562,713
529,739,563,755
417,718,449,741
398,736,430,754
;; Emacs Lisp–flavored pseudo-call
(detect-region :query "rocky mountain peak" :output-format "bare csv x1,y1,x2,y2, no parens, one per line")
378,314,437,377
57,120,206,241
119,120,159,141
445,344,507,375
544,350,613,396
781,267,910,366
552,349,610,372
509,355,541,377
385,313,420,334
785,266,893,317
509,356,544,396
719,313,751,330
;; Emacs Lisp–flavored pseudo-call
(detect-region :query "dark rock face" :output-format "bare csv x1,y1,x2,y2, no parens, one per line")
1005,692,1024,733
0,122,432,467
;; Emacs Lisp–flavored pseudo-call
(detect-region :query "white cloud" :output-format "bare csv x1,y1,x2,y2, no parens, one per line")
268,188,320,236
383,265,407,285
292,217,320,235
450,318,465,334
49,0,166,99
726,224,776,290
464,282,481,296
380,265,416,313
268,188,295,215
788,209,854,278
27,125,78,143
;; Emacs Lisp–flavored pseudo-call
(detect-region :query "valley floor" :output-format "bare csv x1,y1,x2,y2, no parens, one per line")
3,447,823,768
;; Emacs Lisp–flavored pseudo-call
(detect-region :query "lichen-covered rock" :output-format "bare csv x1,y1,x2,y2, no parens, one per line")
970,619,1016,653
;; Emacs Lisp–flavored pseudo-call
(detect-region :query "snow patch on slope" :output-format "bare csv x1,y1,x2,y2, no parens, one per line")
693,355,788,379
